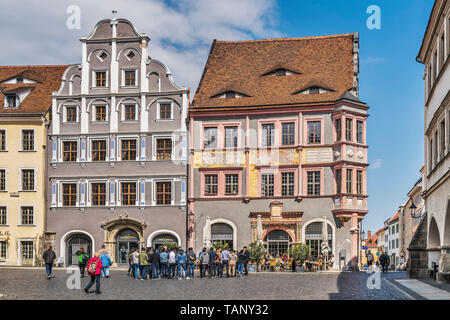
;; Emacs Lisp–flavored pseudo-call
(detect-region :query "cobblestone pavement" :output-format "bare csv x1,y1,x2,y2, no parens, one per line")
0,268,413,300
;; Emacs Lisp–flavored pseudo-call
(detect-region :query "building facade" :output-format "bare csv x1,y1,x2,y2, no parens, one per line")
0,65,67,265
46,19,189,266
189,34,369,269
376,228,385,253
416,0,450,275
387,212,400,267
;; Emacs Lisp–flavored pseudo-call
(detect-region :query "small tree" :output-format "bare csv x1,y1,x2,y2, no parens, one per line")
248,242,265,272
212,240,229,251
158,242,178,251
288,243,310,267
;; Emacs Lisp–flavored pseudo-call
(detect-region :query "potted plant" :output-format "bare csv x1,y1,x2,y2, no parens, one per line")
212,240,230,251
158,242,179,251
248,242,265,272
288,243,309,272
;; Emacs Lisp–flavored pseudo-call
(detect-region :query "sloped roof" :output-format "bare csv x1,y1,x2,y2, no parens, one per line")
0,65,69,115
192,33,356,109
390,211,400,223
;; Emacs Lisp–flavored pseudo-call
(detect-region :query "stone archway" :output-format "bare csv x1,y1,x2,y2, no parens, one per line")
101,215,147,265
444,200,450,246
428,216,441,249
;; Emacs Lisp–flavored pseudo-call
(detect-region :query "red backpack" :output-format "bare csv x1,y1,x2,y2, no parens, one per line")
88,258,98,275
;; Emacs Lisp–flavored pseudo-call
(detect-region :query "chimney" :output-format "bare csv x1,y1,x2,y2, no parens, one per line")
367,231,371,240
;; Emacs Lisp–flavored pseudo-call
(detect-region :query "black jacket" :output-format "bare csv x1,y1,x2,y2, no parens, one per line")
209,250,216,263
243,251,250,263
43,249,56,264
237,252,245,264
151,252,160,264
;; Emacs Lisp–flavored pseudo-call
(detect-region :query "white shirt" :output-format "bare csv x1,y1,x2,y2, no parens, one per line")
169,251,176,263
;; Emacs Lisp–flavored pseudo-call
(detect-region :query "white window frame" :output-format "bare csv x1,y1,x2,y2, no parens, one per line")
91,104,109,122
121,68,139,87
156,101,174,121
118,180,139,206
91,69,109,88
153,179,174,206
19,167,36,192
62,105,80,123
0,128,7,151
20,128,35,152
153,135,175,161
17,238,35,266
18,205,35,226
88,137,109,162
121,103,139,122
59,181,79,207
0,240,7,261
87,180,109,207
117,136,139,161
0,167,7,192
59,138,80,162
3,93,19,109
0,205,7,225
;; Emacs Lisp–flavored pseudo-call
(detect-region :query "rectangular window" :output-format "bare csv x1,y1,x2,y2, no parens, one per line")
156,182,171,205
434,131,438,166
204,127,217,148
0,169,5,191
204,174,218,195
281,172,294,196
440,34,445,70
307,121,321,144
282,122,295,145
91,140,106,161
95,105,106,121
6,94,16,108
433,51,437,81
66,106,77,122
21,207,34,225
63,141,77,162
121,182,136,206
156,138,172,160
21,169,34,191
262,123,275,147
357,170,363,195
0,130,5,150
91,183,106,206
396,238,399,248
307,171,320,195
430,138,433,171
124,104,136,121
0,207,6,225
261,173,274,197
159,103,171,119
0,241,6,260
357,120,364,143
225,174,239,195
96,71,106,87
124,70,136,86
335,119,341,141
336,169,341,194
346,169,352,194
440,120,445,159
428,64,432,93
63,183,77,206
224,126,238,148
345,118,352,141
396,224,399,233
22,130,34,151
121,140,136,161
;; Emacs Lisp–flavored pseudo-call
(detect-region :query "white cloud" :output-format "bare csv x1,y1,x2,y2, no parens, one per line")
370,158,383,170
0,0,280,94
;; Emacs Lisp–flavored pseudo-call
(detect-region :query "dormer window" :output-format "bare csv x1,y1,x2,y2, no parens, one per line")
276,69,286,76
309,87,320,94
212,91,249,99
225,91,236,99
262,68,300,77
16,77,23,83
5,94,18,108
293,86,334,95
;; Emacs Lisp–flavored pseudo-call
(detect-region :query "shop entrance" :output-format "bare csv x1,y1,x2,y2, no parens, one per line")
116,229,140,265
67,234,92,266
211,223,234,249
265,230,291,257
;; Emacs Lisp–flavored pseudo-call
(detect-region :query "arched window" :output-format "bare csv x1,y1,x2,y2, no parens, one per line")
211,223,233,249
152,233,179,250
264,230,292,256
305,222,333,258
67,234,92,266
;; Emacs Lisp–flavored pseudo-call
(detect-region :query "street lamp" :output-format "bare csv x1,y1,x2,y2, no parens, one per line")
409,201,420,218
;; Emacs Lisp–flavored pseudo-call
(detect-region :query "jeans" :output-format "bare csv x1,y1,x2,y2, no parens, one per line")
177,263,188,278
85,275,100,293
169,263,177,278
200,264,208,278
188,262,195,277
244,263,248,275
79,263,86,276
45,263,53,277
101,266,110,278
382,264,388,273
147,264,152,279
133,264,139,278
216,262,223,277
160,262,169,278
209,263,216,277
222,260,229,276
139,265,147,279
237,263,244,276
152,263,160,279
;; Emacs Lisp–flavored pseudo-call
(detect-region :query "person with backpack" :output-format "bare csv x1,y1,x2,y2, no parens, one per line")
150,248,160,279
84,252,103,294
168,248,177,279
100,251,112,278
236,249,245,278
366,251,374,273
139,247,149,280
75,248,89,278
208,247,216,278
159,248,169,279
199,248,210,278
42,245,56,280
176,249,189,279
187,248,196,278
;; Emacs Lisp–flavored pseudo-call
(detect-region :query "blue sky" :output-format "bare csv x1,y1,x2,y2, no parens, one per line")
0,0,433,233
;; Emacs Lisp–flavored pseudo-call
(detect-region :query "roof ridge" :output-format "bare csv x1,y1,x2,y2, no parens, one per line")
215,33,354,44
0,64,71,69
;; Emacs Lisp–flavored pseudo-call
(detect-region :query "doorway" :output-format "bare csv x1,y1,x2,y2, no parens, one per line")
116,229,140,265
67,234,92,266
20,241,34,266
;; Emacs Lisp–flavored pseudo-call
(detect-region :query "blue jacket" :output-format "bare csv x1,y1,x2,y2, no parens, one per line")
100,253,112,267
176,253,187,264
159,251,169,263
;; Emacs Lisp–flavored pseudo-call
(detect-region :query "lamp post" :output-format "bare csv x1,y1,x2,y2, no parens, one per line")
409,201,421,219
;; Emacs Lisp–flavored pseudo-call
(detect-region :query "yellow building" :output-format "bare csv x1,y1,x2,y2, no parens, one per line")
0,65,67,266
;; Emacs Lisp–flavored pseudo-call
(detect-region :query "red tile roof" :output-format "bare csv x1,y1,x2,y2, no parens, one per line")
0,65,69,115
192,33,356,110
390,211,400,223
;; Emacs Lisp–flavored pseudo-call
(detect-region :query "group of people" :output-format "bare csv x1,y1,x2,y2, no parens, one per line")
365,251,390,273
127,246,251,280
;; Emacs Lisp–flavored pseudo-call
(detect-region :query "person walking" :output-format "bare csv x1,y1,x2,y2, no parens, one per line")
151,248,160,279
379,251,389,273
139,247,149,280
243,246,250,276
128,249,135,278
75,247,89,278
221,247,231,277
176,249,189,279
229,250,237,277
168,248,177,279
187,247,196,278
132,248,140,279
199,248,210,278
43,245,56,279
208,247,216,278
159,248,169,279
84,252,102,294
366,251,374,273
100,251,112,278
236,249,245,278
